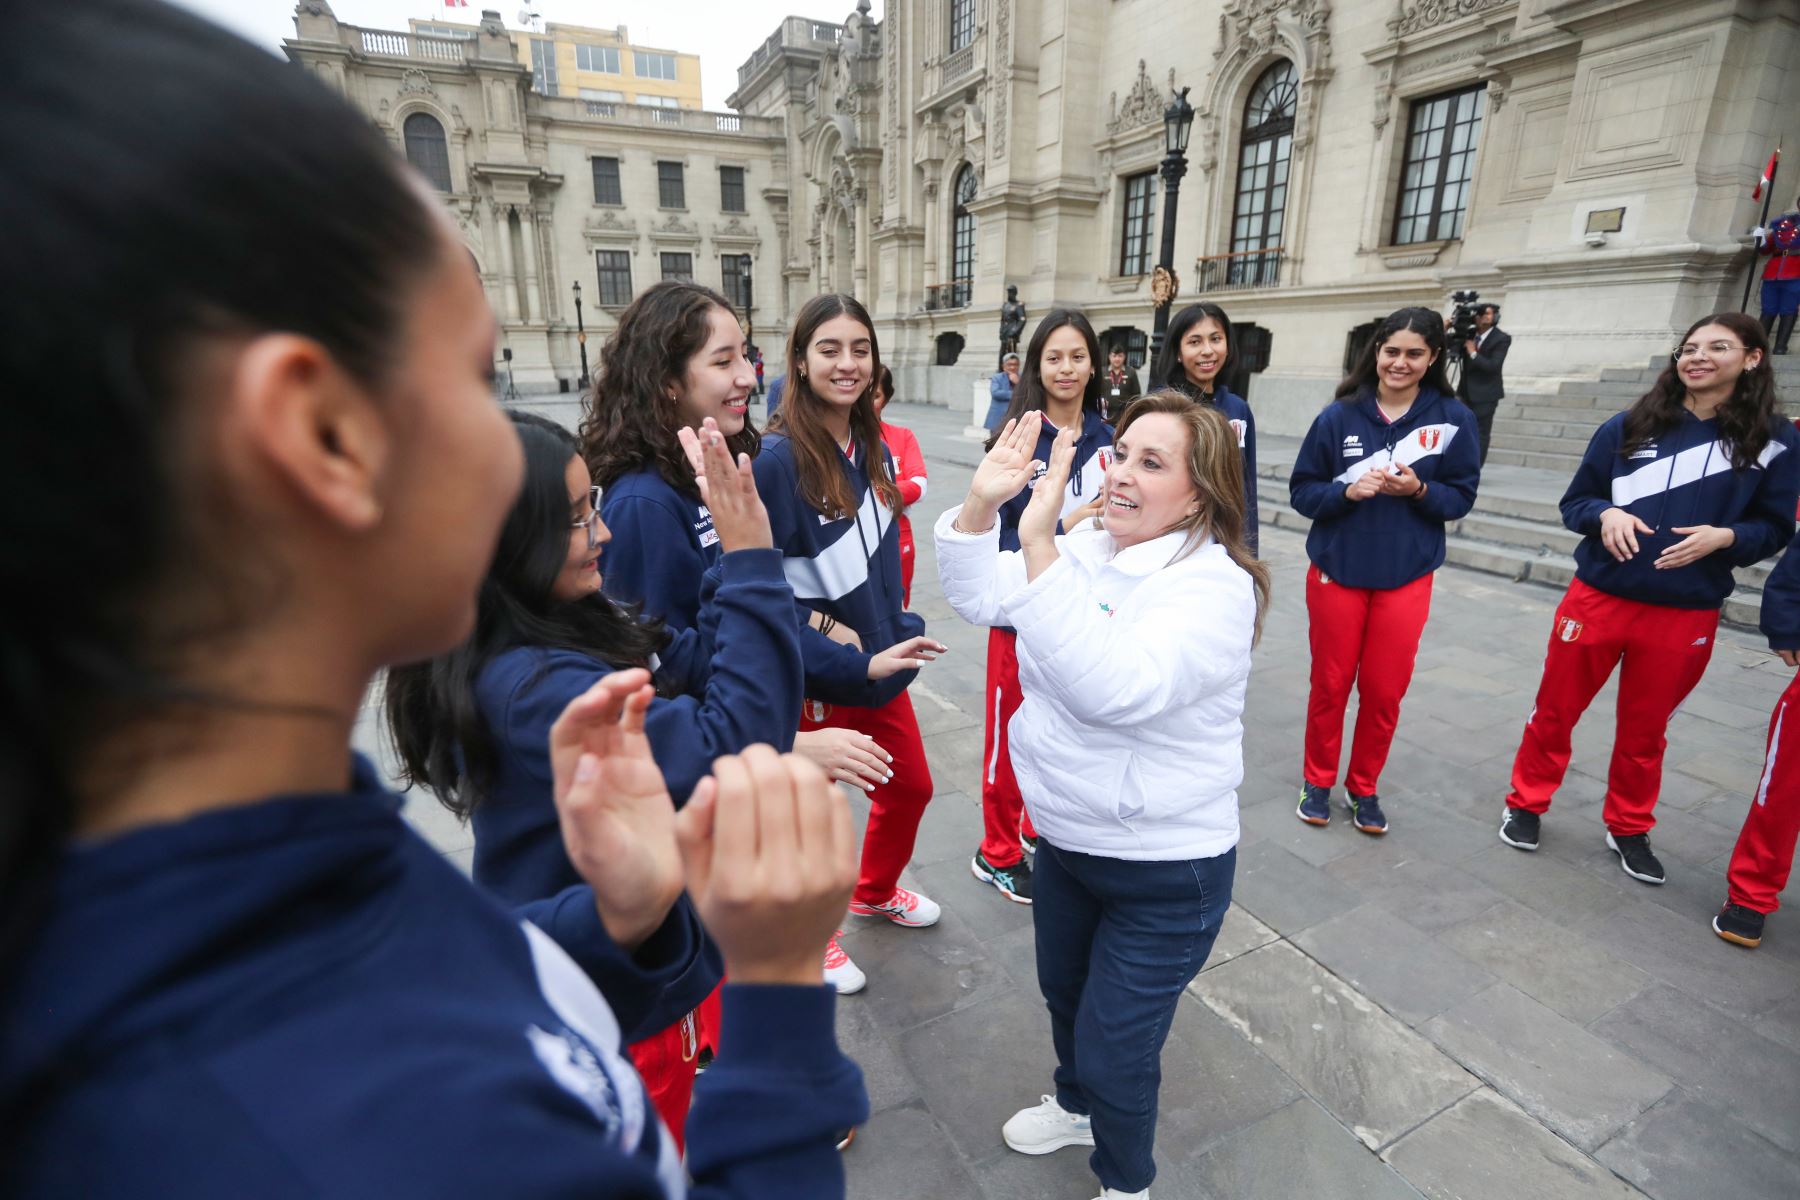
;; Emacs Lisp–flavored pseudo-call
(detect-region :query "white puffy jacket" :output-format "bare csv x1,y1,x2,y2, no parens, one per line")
935,505,1254,861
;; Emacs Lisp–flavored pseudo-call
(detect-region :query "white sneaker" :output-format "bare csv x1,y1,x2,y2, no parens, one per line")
848,886,941,928
1093,1190,1147,1199
1002,1094,1094,1155
823,932,866,995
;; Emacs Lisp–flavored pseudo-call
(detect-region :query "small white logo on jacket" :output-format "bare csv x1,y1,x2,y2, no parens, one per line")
1342,433,1363,459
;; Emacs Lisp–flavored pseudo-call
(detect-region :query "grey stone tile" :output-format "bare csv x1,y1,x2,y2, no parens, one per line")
1175,1098,1426,1200
1753,992,1800,1053
843,1100,984,1200
1156,993,1303,1155
1588,985,1800,1154
1422,984,1672,1151
1577,894,1800,1020
967,1147,1101,1200
1229,840,1366,937
1202,903,1281,972
907,853,1037,943
1322,853,1505,933
1191,942,1478,1150
1293,904,1497,1027
1237,791,1362,866
1460,842,1631,931
835,988,923,1116
905,787,984,870
1383,1088,1645,1200
898,990,1058,1164
1438,900,1649,1024
838,897,1013,1034
1596,1091,1800,1200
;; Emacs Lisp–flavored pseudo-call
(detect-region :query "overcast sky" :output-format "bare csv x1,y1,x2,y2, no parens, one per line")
170,0,882,110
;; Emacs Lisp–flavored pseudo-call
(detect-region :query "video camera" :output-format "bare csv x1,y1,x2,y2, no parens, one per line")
1447,289,1483,360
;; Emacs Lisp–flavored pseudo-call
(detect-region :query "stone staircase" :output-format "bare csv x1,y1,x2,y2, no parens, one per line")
1255,353,1800,630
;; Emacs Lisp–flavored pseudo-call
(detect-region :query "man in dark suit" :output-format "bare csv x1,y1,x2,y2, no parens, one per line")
1458,303,1509,466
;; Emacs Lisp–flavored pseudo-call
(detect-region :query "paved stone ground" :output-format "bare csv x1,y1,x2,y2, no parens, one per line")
361,398,1800,1200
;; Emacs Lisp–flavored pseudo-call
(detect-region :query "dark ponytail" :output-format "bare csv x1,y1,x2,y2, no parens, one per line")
0,0,442,959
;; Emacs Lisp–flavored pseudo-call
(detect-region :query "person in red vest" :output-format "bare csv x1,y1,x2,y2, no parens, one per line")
873,366,928,607
1755,199,1799,354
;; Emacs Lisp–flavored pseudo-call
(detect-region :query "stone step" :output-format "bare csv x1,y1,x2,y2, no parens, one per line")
1557,378,1646,399
1504,404,1610,428
1489,432,1596,457
1484,446,1586,472
1493,418,1603,444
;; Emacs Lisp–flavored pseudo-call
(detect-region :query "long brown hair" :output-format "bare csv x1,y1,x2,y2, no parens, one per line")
1114,390,1272,644
579,280,759,493
1621,312,1777,471
768,293,902,518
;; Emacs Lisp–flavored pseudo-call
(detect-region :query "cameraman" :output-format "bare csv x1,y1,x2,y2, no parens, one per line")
1457,303,1510,465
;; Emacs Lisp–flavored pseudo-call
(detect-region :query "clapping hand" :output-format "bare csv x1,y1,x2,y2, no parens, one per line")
674,747,858,985
1345,466,1385,502
1656,524,1735,570
955,412,1043,533
550,670,684,951
1379,461,1424,498
1018,425,1077,551
681,418,772,552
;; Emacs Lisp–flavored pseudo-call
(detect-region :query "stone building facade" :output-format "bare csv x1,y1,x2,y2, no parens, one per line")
286,3,788,392
731,0,1800,434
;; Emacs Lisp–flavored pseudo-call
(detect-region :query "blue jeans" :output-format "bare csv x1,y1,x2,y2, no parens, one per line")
1033,839,1236,1194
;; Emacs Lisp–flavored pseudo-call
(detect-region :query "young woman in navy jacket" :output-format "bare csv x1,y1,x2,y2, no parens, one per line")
1500,313,1800,885
756,294,950,984
580,282,919,923
1,4,864,1195
974,308,1114,904
386,410,805,1140
1289,307,1481,835
1151,302,1259,553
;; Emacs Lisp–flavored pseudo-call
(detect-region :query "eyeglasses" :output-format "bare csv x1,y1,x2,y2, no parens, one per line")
1672,341,1746,361
571,485,603,549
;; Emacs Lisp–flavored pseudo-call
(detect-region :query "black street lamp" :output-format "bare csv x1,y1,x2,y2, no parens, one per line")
1149,85,1195,364
572,279,590,390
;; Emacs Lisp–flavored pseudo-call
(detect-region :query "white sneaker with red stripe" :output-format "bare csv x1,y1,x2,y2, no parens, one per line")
847,886,941,928
823,931,866,994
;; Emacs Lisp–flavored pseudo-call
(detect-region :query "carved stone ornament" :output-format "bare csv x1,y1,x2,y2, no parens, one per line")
659,212,697,234
399,68,435,98
1393,0,1504,38
1150,265,1180,307
720,216,750,236
587,210,630,232
1107,60,1166,136
991,0,1011,160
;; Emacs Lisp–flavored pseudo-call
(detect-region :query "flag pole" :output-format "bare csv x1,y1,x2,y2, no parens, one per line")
1744,144,1781,314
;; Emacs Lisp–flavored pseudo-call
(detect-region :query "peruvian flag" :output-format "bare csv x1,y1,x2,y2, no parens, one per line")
1753,147,1780,201
444,0,468,7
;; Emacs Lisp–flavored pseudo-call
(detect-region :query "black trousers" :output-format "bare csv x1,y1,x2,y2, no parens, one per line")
1468,399,1498,466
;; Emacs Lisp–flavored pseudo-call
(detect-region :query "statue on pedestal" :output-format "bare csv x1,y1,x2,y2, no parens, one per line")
999,284,1026,367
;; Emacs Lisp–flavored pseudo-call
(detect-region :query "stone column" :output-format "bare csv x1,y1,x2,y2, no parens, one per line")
517,208,543,324
533,207,560,323
853,185,871,298
490,201,520,323
921,179,940,290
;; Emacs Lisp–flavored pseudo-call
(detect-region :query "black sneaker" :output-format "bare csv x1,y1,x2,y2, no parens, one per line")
1296,783,1331,826
836,1127,857,1152
1606,832,1666,885
1713,903,1765,948
971,851,1034,904
1346,792,1388,835
1020,831,1039,857
1499,807,1540,851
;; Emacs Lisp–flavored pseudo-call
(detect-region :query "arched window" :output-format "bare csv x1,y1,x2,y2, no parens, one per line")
1228,61,1296,286
950,165,977,308
403,113,453,193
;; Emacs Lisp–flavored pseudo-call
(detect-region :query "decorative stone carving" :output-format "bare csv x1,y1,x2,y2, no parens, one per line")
1393,0,1505,38
1107,60,1165,136
399,68,435,98
658,212,698,235
991,0,1010,160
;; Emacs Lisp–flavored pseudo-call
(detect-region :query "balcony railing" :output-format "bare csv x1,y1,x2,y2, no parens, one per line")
360,31,469,63
924,280,973,311
737,17,844,88
1196,247,1284,293
940,43,976,87
557,98,778,136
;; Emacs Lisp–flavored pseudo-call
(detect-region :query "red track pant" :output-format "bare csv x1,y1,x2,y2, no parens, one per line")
898,516,916,608
1303,565,1434,796
624,982,723,1152
1728,672,1800,914
802,689,934,906
1505,579,1718,835
979,628,1037,868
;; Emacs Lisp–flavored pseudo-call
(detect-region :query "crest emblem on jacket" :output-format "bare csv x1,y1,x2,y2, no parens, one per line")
1558,617,1583,643
1417,428,1441,451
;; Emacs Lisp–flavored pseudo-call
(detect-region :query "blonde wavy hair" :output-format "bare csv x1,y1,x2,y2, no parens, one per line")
1113,390,1271,644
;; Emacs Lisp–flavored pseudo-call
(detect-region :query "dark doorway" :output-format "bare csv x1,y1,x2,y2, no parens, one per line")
935,331,966,366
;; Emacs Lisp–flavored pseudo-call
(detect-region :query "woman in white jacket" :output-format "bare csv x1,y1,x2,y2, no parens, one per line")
935,393,1268,1200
